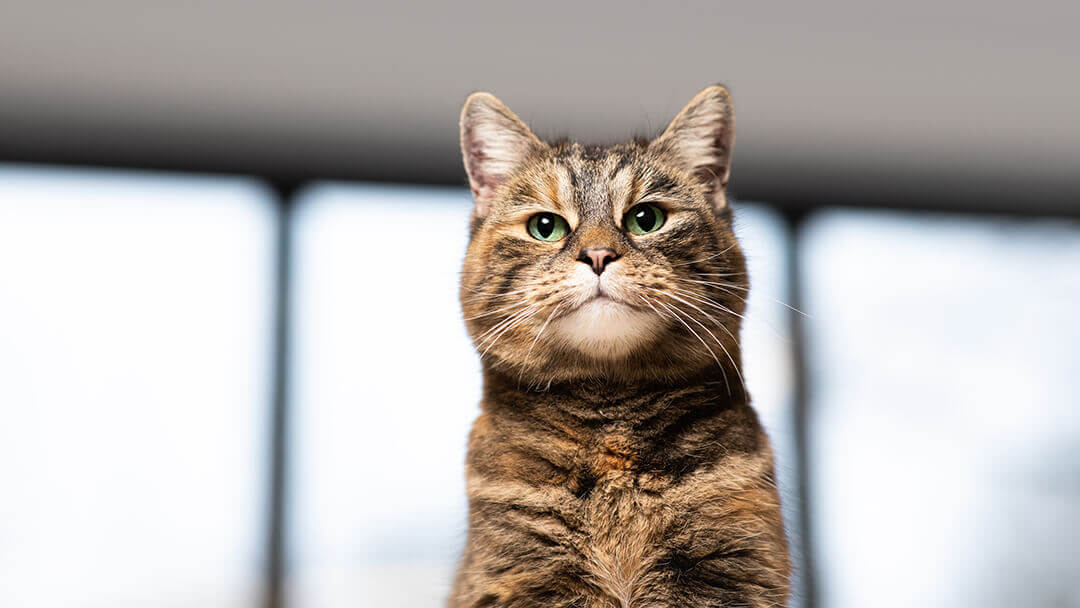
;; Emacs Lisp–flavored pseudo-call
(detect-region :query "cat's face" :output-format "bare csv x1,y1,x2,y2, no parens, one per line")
459,86,747,386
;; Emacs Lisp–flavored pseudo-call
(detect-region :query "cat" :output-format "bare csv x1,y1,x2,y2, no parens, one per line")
450,86,790,608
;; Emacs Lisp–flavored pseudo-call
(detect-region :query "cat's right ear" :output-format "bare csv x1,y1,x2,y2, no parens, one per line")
460,92,543,217
649,85,735,212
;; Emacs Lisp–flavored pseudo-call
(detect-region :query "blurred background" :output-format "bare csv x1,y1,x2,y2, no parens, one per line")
1,2,1078,607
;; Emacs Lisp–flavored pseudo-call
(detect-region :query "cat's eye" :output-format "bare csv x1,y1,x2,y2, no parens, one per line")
624,203,666,235
527,212,570,242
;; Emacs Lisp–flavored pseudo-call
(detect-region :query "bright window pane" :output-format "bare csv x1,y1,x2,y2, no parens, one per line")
288,184,478,608
804,211,1080,607
287,185,794,606
731,205,802,604
0,166,275,607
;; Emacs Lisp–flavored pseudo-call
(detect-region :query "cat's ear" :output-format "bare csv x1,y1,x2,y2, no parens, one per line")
460,92,544,217
650,85,735,211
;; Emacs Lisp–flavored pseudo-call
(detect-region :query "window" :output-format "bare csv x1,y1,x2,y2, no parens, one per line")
284,184,798,606
0,166,274,607
804,210,1080,608
4,165,1077,608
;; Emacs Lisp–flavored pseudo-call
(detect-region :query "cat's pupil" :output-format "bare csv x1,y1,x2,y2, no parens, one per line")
536,213,555,238
634,207,656,232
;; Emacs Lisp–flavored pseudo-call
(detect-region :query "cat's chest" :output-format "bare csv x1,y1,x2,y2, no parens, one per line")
570,431,675,608
570,423,671,494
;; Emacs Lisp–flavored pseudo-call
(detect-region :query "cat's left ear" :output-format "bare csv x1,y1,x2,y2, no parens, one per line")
650,85,735,211
460,92,544,217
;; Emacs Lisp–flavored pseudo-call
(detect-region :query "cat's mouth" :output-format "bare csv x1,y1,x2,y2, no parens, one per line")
578,293,620,309
590,283,612,301
576,286,622,310
567,281,655,321
569,279,648,314
559,266,653,321
552,289,663,358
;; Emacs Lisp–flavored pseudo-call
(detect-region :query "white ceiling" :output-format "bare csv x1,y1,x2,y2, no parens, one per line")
2,0,1077,211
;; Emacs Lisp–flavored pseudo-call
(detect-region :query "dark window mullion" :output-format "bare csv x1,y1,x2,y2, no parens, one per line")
264,181,303,608
784,208,818,608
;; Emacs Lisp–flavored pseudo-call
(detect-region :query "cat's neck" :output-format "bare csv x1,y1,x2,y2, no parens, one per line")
480,365,747,426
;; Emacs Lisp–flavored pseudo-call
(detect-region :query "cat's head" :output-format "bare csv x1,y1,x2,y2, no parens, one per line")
459,86,747,387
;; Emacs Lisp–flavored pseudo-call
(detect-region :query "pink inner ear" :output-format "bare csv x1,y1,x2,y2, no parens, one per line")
465,144,500,216
689,158,730,210
460,97,543,214
465,136,493,198
470,174,498,205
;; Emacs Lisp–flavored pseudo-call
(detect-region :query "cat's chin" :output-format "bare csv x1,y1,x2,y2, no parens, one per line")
551,297,662,359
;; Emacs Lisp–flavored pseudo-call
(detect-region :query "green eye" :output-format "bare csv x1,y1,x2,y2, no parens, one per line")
527,212,570,242
624,203,666,235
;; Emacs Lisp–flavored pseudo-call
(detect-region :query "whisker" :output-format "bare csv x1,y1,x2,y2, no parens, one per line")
479,306,540,359
475,314,523,355
460,287,531,302
473,304,531,343
655,290,745,396
519,302,564,385
660,290,740,343
653,299,731,396
463,301,531,321
462,285,530,295
669,287,748,323
677,278,809,317
480,308,539,360
636,293,668,320
670,287,786,342
673,278,750,305
668,244,737,267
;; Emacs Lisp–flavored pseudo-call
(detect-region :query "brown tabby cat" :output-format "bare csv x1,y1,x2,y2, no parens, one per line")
451,86,790,608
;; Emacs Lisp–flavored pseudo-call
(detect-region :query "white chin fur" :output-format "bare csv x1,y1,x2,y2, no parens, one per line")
551,298,661,359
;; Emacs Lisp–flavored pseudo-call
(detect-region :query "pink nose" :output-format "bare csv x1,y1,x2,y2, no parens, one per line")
577,248,619,275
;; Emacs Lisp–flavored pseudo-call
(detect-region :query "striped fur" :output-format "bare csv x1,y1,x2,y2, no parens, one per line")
451,86,790,608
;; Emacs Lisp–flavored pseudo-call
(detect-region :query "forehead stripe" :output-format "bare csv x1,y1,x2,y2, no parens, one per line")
608,154,633,180
558,164,575,212
610,162,637,218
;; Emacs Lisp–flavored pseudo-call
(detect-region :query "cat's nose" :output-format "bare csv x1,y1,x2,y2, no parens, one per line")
577,248,620,275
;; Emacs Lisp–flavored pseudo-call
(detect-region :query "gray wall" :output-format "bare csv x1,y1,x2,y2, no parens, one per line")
2,1,1078,212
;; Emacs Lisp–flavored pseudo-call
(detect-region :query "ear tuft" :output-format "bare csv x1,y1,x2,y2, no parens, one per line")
650,85,735,211
459,92,543,217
